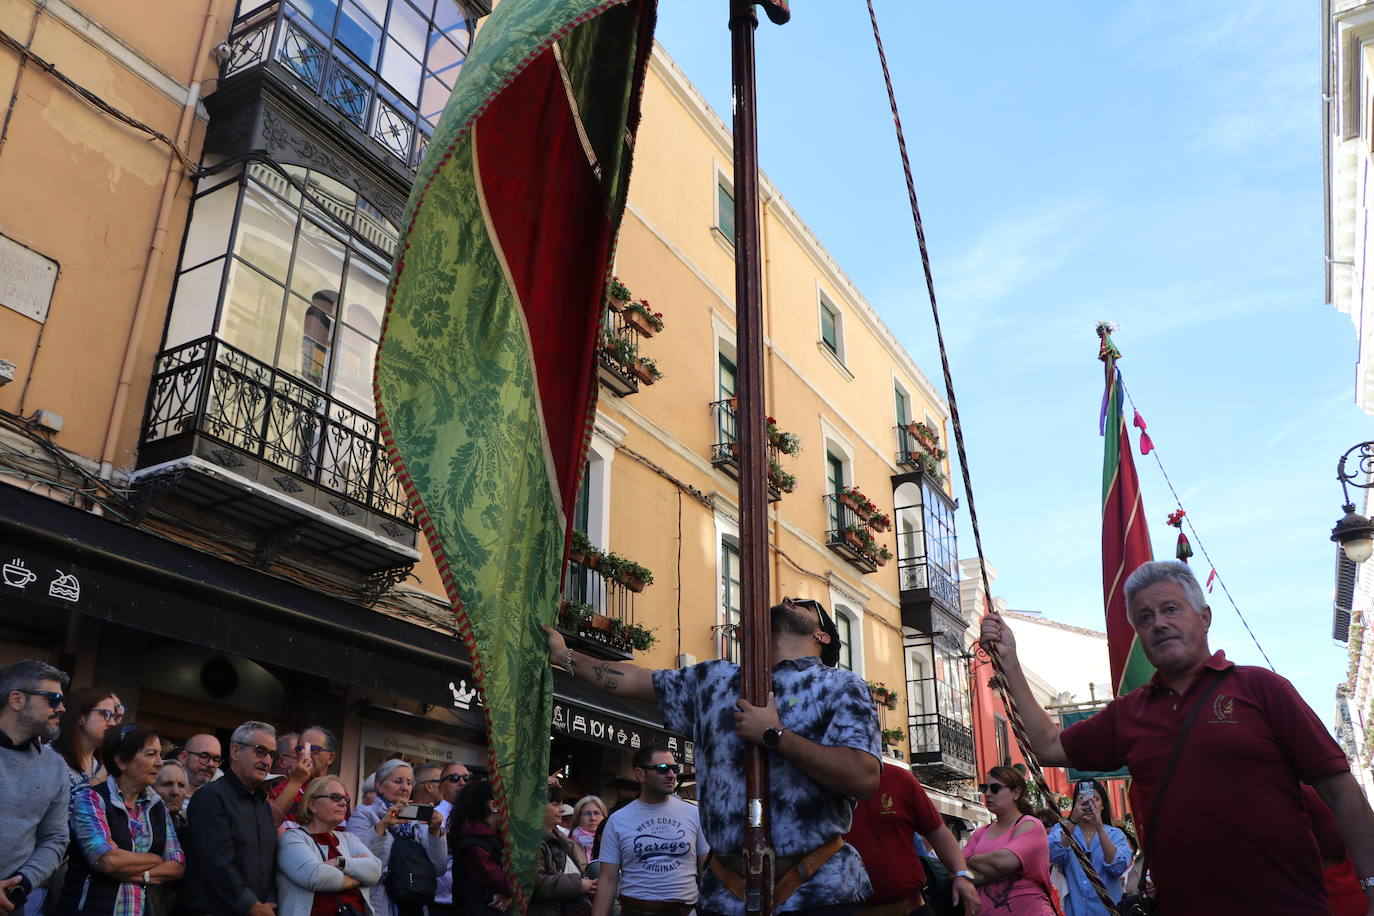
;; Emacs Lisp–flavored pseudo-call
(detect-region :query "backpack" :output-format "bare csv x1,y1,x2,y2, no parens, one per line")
385,827,438,906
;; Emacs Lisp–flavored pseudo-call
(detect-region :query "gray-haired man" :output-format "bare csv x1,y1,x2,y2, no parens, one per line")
0,660,69,916
184,721,279,916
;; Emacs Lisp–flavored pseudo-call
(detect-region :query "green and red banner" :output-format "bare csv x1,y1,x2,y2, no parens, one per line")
1098,329,1155,696
374,0,657,903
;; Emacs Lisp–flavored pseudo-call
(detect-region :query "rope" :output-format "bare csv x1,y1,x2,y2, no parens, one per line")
1118,382,1276,670
863,3,1121,911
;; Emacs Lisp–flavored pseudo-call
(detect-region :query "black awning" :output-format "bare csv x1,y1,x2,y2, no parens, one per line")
551,669,692,763
0,485,470,708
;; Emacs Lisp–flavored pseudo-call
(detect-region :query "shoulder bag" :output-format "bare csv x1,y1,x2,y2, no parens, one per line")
1118,667,1232,916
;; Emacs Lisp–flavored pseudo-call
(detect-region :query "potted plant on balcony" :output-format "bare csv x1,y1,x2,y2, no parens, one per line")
558,600,594,633
908,420,940,453
619,622,658,651
881,727,905,747
600,331,637,369
874,545,893,567
629,356,662,385
915,451,944,483
606,276,632,311
839,485,877,518
623,300,665,336
569,530,601,568
841,523,865,550
868,511,891,533
867,681,900,710
617,559,654,593
767,459,796,494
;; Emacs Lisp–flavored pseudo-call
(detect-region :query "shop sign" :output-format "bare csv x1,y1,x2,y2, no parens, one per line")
447,679,480,710
3,555,82,605
551,698,693,764
365,727,473,765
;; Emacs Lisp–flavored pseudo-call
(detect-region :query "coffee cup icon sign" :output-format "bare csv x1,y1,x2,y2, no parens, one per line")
3,559,37,589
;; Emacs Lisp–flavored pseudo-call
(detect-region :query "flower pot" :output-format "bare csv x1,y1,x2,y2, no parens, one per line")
607,292,630,312
591,613,613,632
839,493,861,512
624,310,657,337
868,516,891,533
629,363,657,384
843,529,863,549
620,574,647,593
875,553,889,567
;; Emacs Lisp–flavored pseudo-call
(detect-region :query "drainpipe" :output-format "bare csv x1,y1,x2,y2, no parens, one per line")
98,3,220,479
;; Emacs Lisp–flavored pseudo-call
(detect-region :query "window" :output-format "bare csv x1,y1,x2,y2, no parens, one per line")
834,610,853,671
720,539,742,662
819,295,840,356
826,450,846,531
718,352,737,446
922,478,958,578
994,715,1010,767
573,469,591,535
165,162,399,415
894,385,910,428
716,173,735,240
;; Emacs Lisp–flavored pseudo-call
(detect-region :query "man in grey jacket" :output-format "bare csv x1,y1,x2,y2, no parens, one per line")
0,660,70,916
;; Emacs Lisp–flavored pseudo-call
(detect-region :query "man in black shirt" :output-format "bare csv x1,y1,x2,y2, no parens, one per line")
183,721,279,916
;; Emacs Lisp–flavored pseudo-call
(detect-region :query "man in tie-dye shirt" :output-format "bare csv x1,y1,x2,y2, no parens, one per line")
546,597,881,916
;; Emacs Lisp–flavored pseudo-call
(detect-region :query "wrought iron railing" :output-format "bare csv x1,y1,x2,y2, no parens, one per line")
898,556,960,609
709,399,781,501
597,307,641,396
220,2,435,169
907,711,976,774
562,558,635,626
824,493,879,573
715,623,741,663
142,336,411,523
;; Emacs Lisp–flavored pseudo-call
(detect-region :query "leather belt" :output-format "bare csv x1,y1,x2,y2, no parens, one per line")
617,896,694,916
857,894,924,916
708,837,845,908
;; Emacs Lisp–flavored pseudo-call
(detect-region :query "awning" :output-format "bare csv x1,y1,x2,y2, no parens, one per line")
926,784,990,825
552,669,692,762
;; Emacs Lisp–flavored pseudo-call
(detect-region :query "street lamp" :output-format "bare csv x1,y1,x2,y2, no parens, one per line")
1332,441,1374,563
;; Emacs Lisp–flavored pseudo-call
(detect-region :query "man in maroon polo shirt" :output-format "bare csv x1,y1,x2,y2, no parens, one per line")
845,759,977,916
980,560,1374,915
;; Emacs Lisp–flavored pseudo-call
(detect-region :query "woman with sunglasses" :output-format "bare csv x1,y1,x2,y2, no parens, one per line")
962,766,1055,915
277,777,382,916
1046,779,1129,915
53,689,121,802
56,725,184,916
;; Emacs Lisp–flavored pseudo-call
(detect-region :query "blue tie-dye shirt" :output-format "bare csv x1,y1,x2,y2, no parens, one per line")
652,656,881,914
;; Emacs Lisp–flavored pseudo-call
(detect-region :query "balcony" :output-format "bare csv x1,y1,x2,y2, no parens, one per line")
895,423,946,484
597,308,642,397
824,492,888,574
557,551,653,660
135,336,418,572
217,1,478,174
908,711,977,784
893,470,963,631
709,399,783,502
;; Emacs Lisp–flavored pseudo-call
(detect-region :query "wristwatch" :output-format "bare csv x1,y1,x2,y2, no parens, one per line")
336,859,347,873
762,726,787,749
954,870,973,881
142,871,150,887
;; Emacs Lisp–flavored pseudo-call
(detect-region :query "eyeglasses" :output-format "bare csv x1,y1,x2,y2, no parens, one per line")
92,708,122,724
978,782,1008,795
317,793,349,804
441,773,472,784
18,689,64,708
235,743,276,760
186,750,223,766
295,744,332,755
642,763,681,774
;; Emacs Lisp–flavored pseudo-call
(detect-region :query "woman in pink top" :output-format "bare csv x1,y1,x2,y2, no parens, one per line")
963,766,1056,915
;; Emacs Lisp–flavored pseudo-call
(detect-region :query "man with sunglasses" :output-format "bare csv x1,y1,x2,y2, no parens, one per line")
430,763,472,916
545,596,881,916
0,660,71,916
593,746,706,916
184,721,280,916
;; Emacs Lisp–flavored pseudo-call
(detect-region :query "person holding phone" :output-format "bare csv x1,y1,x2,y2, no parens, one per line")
345,760,444,916
1046,779,1129,916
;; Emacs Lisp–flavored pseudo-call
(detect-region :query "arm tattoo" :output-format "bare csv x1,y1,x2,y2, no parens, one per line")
592,664,625,690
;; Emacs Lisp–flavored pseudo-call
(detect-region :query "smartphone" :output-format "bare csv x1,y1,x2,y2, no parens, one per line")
397,803,434,821
1078,781,1095,802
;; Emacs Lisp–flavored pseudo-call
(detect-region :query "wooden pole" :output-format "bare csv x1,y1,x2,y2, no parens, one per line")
729,2,772,912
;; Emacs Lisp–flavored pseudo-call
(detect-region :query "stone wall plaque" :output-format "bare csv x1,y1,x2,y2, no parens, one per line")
0,234,58,323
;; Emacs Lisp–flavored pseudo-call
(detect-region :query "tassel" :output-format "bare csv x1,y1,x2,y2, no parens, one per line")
1205,567,1217,593
1175,532,1193,562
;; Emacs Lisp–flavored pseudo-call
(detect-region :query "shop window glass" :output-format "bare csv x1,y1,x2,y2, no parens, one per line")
235,188,298,283
219,262,286,364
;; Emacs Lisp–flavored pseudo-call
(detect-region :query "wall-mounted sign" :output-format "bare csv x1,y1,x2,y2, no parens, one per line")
551,697,693,764
0,234,58,323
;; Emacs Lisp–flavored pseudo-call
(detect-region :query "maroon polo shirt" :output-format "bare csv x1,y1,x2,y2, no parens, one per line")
846,762,944,903
1060,651,1349,916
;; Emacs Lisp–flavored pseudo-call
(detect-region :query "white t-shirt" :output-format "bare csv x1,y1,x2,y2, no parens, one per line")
599,797,708,903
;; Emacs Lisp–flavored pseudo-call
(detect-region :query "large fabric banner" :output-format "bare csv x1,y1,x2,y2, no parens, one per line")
374,0,658,903
1098,330,1155,696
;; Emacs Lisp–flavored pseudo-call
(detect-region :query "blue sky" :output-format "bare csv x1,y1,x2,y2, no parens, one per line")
652,1,1365,722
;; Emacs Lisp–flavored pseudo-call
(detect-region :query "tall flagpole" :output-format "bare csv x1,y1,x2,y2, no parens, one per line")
728,1,786,913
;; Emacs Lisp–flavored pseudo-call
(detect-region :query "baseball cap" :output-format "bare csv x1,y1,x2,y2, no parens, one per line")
559,804,574,817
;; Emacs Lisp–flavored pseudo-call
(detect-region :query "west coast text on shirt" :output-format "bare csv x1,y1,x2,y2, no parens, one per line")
598,797,706,903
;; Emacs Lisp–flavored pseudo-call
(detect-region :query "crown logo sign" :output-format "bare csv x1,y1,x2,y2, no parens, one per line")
448,680,479,710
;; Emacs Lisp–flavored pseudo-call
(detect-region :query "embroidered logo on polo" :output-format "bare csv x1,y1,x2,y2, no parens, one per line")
878,792,897,815
1208,693,1237,725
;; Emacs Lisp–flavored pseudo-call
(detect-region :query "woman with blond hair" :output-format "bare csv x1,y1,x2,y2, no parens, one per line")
277,776,381,916
568,796,606,857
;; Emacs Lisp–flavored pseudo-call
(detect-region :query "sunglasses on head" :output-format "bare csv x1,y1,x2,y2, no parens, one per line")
441,773,471,784
978,782,1008,795
642,763,680,774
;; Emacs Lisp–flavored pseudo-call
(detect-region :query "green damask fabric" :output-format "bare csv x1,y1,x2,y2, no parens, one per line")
374,0,653,905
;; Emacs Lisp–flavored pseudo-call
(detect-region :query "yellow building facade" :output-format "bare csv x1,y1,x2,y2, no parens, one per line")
0,0,971,804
